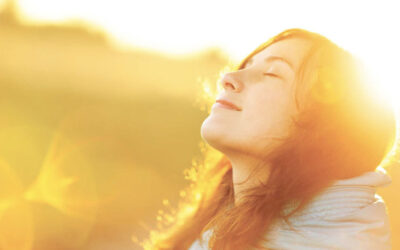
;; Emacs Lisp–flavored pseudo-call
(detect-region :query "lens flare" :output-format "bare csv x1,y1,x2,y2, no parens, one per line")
0,159,33,250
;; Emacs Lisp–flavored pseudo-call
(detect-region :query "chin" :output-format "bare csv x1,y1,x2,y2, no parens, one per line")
200,118,217,143
200,118,233,153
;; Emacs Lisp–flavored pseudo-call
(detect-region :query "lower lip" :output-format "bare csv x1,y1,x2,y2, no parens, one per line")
212,102,239,111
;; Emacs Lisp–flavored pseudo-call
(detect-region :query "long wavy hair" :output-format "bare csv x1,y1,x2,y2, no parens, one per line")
141,28,397,250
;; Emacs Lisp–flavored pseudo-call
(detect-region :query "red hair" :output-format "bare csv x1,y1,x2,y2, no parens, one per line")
142,28,397,250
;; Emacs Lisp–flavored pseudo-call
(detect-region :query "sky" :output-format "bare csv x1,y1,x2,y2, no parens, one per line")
1,0,399,106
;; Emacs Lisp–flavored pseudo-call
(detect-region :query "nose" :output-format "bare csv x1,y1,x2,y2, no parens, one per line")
220,72,243,92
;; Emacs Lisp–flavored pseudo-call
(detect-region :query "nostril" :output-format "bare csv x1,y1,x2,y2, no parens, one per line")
220,73,242,92
225,81,235,89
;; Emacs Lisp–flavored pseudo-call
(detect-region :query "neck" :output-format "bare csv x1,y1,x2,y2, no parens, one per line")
228,155,271,206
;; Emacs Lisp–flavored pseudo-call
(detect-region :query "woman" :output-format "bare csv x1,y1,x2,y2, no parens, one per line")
143,28,397,249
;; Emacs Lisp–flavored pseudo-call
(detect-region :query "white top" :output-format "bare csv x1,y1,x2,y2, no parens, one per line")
189,167,392,250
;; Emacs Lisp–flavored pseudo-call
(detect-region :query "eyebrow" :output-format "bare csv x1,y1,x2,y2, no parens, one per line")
246,56,294,71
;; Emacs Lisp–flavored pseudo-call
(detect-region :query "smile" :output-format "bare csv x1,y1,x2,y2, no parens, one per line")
212,102,241,111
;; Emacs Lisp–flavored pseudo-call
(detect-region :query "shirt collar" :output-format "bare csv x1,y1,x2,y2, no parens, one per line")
282,167,391,219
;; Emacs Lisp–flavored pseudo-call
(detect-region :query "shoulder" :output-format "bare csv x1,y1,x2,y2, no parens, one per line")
266,192,391,249
319,196,391,249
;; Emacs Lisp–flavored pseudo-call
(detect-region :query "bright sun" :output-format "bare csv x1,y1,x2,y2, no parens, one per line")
2,0,399,109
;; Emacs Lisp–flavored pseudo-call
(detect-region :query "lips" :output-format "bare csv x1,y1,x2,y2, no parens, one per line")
215,99,242,111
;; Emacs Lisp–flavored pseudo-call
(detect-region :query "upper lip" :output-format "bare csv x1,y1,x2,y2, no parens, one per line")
215,99,242,111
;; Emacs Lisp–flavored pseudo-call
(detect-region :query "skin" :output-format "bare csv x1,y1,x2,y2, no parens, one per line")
200,38,313,205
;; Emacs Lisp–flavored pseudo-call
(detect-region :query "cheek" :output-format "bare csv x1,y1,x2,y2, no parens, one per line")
242,86,295,136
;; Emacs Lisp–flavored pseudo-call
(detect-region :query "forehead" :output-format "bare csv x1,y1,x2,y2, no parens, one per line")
246,38,312,71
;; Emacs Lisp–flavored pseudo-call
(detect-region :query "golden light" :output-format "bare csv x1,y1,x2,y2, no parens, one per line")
5,0,398,110
0,159,33,250
1,0,400,249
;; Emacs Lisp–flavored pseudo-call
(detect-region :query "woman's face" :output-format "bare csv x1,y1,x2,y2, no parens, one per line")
201,38,312,158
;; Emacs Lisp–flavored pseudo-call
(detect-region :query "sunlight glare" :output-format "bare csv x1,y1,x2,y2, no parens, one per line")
13,0,400,115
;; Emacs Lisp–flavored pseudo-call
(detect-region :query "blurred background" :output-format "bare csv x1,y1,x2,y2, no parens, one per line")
0,0,399,249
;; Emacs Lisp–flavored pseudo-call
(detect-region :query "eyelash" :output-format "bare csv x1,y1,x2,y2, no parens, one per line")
263,72,280,78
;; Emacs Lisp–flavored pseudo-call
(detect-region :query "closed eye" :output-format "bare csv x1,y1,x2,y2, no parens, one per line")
263,72,280,78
